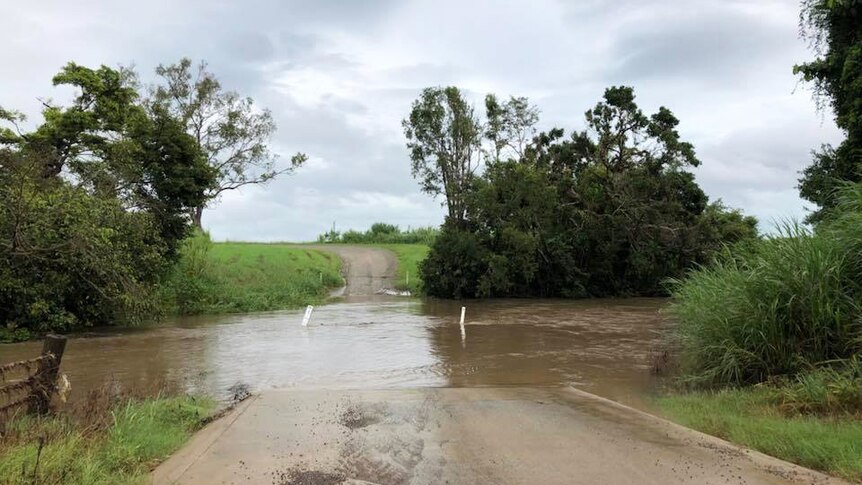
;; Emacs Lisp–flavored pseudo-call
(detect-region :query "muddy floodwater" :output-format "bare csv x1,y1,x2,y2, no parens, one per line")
0,297,670,408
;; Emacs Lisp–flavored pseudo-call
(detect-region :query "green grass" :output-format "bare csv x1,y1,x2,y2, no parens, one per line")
0,395,215,485
667,192,862,387
164,235,344,315
376,244,429,294
655,388,862,481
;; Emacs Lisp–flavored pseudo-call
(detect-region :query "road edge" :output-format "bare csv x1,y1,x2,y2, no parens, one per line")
564,387,850,485
151,395,259,485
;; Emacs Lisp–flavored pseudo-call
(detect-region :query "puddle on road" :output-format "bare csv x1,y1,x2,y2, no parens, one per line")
0,297,671,408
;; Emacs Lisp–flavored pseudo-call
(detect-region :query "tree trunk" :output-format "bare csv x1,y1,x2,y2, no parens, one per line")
192,206,204,229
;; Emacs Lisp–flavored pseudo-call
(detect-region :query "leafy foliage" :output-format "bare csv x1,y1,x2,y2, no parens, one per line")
418,86,757,298
669,183,862,387
151,58,306,227
403,87,485,224
317,222,439,245
0,63,213,334
796,0,862,222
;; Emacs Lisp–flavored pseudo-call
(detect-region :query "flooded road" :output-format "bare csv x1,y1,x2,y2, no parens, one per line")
0,297,669,408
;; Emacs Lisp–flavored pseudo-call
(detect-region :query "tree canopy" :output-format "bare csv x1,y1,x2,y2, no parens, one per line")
151,58,306,227
414,86,757,298
0,63,214,334
796,0,862,222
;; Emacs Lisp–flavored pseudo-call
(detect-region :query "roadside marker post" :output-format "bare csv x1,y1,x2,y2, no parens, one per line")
459,306,466,340
302,305,314,326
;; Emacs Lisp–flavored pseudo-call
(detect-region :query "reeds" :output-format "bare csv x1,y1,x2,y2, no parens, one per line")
668,184,862,388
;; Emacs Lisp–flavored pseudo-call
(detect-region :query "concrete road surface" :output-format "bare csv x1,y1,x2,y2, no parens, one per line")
153,387,845,485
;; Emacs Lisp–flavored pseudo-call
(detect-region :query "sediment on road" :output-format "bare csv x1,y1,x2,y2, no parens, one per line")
153,387,849,485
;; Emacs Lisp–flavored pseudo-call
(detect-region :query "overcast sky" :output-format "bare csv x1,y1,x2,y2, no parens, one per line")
1,0,843,241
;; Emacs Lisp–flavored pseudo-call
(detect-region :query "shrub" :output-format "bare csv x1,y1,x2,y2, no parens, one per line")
162,231,215,315
317,223,439,245
0,170,169,334
768,357,862,415
669,184,862,387
420,227,489,298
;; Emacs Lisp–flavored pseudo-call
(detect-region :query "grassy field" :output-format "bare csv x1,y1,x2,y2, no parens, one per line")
165,236,344,315
0,395,215,485
656,388,862,481
376,244,429,294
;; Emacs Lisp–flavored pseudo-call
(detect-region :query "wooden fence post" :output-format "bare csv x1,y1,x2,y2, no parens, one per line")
30,334,66,415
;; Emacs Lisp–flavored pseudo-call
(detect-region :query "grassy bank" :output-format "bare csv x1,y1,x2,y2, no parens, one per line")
659,184,862,480
655,387,862,481
0,394,215,485
164,235,343,315
667,185,862,387
377,244,429,294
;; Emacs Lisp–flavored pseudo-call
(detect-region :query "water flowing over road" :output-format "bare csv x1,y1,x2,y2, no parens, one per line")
0,246,846,484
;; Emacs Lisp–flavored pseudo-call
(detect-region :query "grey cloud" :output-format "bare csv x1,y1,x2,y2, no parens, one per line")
693,117,843,229
219,32,277,63
607,10,789,85
0,0,841,240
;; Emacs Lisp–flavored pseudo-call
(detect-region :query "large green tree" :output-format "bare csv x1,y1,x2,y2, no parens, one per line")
403,87,540,225
796,0,862,222
0,63,213,335
419,87,757,299
151,58,305,228
403,87,483,225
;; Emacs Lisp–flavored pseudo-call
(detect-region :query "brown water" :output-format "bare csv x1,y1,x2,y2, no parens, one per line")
0,297,670,407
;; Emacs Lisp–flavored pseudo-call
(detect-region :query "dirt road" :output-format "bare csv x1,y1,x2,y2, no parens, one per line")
154,387,844,485
304,245,398,296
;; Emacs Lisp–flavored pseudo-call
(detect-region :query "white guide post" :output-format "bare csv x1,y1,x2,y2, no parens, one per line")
459,306,466,340
301,305,314,326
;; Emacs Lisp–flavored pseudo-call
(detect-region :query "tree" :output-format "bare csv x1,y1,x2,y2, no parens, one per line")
6,63,213,254
403,87,483,225
795,0,862,222
403,87,541,225
485,94,540,161
420,86,758,299
151,58,306,228
0,63,214,336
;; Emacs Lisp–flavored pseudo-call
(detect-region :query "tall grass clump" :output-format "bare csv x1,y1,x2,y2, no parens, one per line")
669,183,862,387
162,231,216,315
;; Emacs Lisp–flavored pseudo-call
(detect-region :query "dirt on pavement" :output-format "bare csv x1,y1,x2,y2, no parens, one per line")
153,387,846,485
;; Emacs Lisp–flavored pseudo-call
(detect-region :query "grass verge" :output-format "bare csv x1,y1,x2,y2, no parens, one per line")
655,388,862,481
164,234,343,315
0,394,215,485
376,244,428,294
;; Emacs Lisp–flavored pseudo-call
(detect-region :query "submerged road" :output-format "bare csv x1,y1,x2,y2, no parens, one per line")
152,246,847,485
